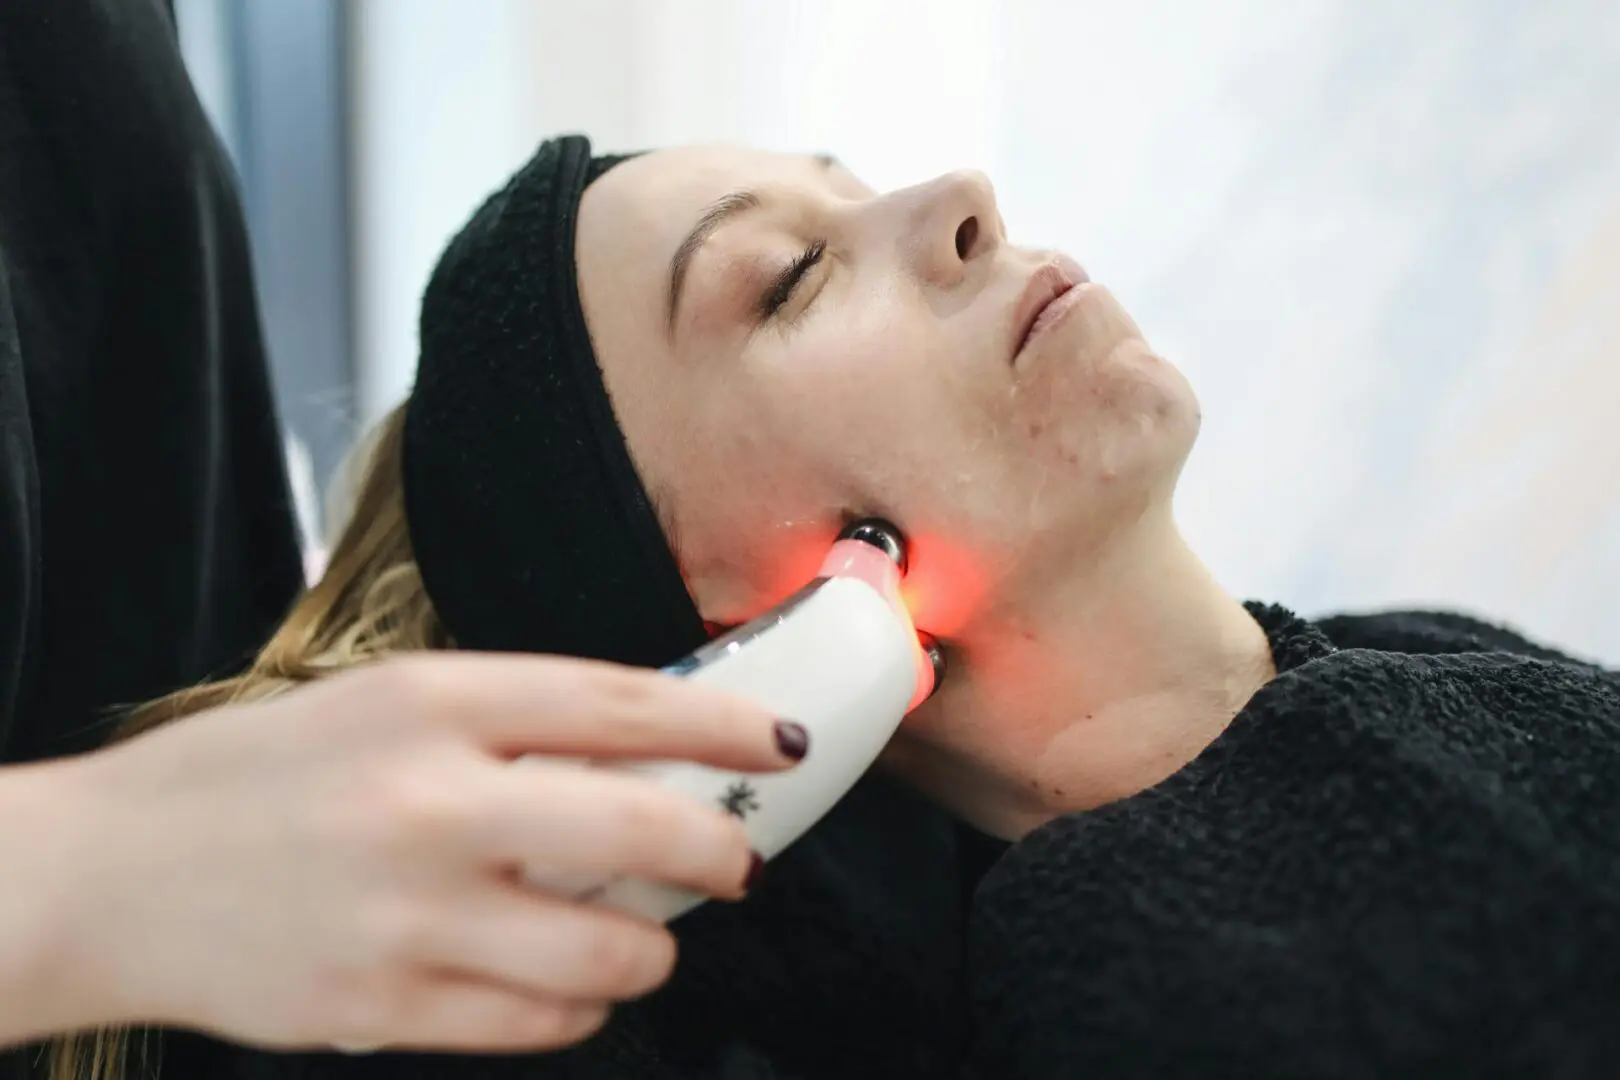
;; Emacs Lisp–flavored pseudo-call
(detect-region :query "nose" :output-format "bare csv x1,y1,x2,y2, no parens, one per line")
900,169,1003,286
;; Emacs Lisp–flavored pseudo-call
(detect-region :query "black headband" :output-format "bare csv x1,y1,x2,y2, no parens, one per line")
402,134,708,667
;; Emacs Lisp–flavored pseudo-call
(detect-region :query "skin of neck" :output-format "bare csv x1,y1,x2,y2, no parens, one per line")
883,505,1277,842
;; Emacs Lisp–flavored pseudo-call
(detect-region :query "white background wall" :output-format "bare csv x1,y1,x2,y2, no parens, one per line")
349,0,1620,662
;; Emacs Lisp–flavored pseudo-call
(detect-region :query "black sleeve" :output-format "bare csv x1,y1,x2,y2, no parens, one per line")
0,0,303,763
966,649,1620,1079
0,245,41,746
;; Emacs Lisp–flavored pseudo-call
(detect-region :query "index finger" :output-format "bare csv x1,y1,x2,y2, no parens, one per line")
369,653,807,773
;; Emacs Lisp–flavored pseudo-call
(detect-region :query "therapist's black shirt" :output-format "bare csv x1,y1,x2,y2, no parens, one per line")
2,3,298,1073
0,0,300,769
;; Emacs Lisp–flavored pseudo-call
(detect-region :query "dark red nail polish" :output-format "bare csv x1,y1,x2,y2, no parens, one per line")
773,720,809,760
745,851,766,893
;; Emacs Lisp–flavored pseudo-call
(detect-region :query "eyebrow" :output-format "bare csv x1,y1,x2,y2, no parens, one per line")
665,153,841,337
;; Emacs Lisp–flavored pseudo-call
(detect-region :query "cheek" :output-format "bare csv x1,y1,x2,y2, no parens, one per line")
662,378,852,620
760,309,1022,630
776,378,1014,639
687,331,947,613
673,298,1015,624
766,308,940,488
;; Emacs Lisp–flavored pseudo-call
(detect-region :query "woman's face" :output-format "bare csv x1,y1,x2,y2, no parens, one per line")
576,145,1198,642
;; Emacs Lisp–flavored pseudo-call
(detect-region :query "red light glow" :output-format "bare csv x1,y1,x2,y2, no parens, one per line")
896,532,989,642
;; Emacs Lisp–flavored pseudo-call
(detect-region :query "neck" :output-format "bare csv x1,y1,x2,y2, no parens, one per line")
889,509,1275,840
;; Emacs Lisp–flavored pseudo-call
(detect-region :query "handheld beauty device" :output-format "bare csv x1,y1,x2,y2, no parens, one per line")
521,518,943,923
333,522,939,1053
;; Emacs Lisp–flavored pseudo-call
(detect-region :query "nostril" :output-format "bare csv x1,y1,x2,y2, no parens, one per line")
955,216,979,260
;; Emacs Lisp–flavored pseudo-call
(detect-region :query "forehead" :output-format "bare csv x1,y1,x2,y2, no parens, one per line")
588,144,820,232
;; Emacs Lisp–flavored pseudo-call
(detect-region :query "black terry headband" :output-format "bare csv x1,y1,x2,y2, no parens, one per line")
402,134,708,667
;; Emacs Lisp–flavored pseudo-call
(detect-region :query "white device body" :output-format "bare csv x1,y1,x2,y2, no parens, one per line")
520,544,925,923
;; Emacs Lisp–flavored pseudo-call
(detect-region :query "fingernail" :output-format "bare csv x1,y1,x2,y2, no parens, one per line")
773,720,809,761
744,850,766,893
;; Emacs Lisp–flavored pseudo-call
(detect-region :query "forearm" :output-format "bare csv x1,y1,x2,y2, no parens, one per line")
0,758,119,1046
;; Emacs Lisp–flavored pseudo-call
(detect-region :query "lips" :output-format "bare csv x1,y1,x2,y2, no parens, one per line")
1012,255,1089,364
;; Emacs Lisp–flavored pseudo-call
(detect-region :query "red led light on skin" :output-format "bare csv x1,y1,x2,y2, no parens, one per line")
896,534,987,642
722,528,981,708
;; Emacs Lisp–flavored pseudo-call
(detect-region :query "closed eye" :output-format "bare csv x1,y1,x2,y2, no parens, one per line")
759,240,827,319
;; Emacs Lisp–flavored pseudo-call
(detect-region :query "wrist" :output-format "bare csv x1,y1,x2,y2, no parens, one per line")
0,756,133,1042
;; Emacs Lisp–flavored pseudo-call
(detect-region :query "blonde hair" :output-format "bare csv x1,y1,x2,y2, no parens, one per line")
50,404,449,1080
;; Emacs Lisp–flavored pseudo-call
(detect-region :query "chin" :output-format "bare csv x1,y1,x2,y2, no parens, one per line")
1125,349,1201,501
1144,347,1202,460
1068,336,1200,473
1003,322,1200,546
1039,347,1200,538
